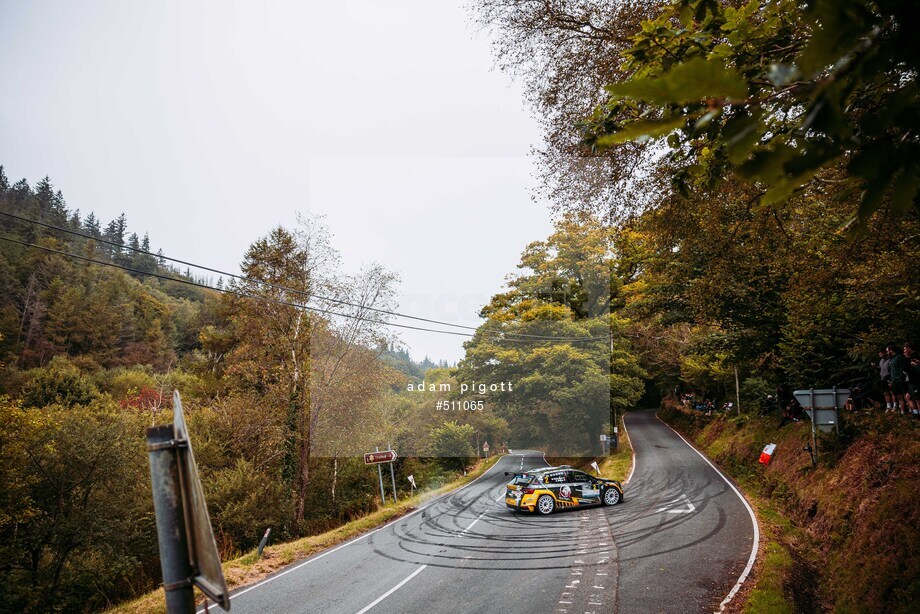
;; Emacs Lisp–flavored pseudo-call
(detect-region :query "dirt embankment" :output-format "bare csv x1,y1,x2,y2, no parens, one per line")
659,401,920,613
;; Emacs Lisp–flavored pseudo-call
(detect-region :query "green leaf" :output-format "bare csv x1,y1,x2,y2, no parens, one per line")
595,116,688,147
760,168,819,206
605,57,748,104
723,111,763,164
891,167,920,215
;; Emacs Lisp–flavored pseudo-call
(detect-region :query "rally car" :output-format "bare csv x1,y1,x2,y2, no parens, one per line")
504,465,623,514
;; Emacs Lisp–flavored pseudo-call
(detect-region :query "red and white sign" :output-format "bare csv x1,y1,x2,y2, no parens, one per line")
364,450,397,464
759,443,777,466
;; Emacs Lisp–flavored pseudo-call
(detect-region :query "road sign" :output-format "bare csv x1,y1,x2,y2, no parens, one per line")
482,441,489,452
600,434,607,441
172,391,230,610
407,475,416,488
364,450,397,464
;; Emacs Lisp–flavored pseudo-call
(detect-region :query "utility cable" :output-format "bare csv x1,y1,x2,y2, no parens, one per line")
0,211,610,342
0,235,608,344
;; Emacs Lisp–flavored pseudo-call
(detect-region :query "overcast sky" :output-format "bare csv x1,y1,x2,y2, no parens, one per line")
0,0,554,363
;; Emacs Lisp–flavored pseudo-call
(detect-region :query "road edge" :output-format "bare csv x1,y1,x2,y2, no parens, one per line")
654,413,760,613
198,454,509,612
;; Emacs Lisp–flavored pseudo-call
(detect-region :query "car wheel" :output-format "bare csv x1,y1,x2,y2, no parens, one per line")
536,494,555,515
603,488,621,506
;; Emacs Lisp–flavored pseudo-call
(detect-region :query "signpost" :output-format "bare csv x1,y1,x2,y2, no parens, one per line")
793,387,849,466
146,391,230,613
364,448,398,504
482,441,489,458
363,450,397,464
407,474,416,498
388,442,398,504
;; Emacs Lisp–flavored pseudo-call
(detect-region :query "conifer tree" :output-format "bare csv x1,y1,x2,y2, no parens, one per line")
83,212,101,238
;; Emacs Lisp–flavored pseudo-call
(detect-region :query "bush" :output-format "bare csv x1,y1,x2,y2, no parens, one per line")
21,355,98,408
205,458,291,557
741,376,775,411
428,421,475,471
0,398,155,612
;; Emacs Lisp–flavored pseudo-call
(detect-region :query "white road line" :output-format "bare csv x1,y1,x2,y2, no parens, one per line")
199,455,509,613
622,419,636,485
655,415,760,613
195,504,431,612
458,511,487,536
355,565,427,614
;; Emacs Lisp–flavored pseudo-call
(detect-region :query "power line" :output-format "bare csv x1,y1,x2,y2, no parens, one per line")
0,235,609,344
0,210,477,330
0,211,609,342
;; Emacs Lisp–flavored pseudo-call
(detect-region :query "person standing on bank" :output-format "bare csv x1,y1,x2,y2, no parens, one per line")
887,344,909,414
904,342,920,417
877,348,894,411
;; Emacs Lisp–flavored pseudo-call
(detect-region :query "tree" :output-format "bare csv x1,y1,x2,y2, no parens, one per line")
21,355,98,408
0,399,152,612
104,213,128,263
472,0,670,215
459,213,645,454
428,421,476,470
584,0,920,229
222,216,398,526
82,212,101,238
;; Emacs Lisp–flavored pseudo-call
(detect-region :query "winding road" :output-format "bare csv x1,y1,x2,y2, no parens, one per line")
215,409,757,613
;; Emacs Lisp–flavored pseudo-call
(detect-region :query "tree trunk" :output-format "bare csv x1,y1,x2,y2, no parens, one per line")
331,454,338,503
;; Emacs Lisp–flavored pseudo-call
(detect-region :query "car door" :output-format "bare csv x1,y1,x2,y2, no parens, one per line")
543,470,571,502
571,470,601,505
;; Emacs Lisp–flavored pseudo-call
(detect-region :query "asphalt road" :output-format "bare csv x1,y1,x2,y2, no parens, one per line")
219,409,757,614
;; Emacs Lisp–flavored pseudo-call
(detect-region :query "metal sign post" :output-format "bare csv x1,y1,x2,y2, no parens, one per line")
364,448,398,505
388,442,398,504
482,441,489,458
147,425,195,614
375,447,385,505
146,391,230,613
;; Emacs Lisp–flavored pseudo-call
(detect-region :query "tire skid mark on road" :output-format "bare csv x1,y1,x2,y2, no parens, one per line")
210,452,510,613
554,508,619,614
655,415,760,612
371,452,610,571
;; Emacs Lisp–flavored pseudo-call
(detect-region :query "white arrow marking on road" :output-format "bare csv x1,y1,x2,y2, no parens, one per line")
656,494,696,514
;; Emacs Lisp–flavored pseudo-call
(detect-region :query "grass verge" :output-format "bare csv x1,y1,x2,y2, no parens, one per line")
109,454,503,614
658,400,920,613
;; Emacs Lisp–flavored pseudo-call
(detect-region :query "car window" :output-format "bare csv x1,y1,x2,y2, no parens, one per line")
510,474,533,485
571,471,591,483
544,471,568,484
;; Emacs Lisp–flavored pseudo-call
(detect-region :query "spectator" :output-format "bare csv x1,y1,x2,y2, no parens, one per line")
905,342,920,417
887,344,909,414
778,384,802,427
876,349,894,411
760,394,778,415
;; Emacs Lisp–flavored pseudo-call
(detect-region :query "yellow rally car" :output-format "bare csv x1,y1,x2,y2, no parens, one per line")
505,466,623,514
